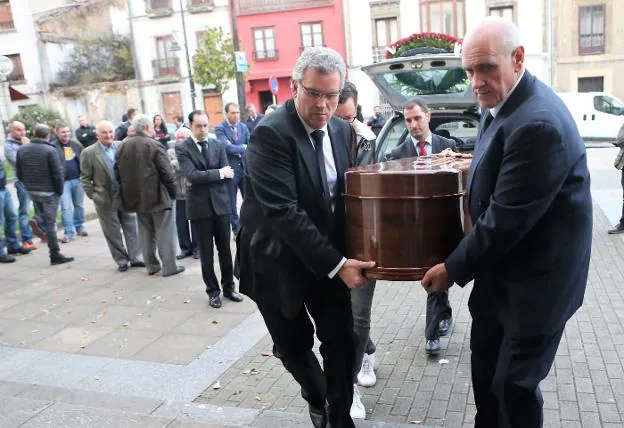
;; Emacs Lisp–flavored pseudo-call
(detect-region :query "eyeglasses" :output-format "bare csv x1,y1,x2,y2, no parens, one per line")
336,115,356,123
298,82,341,102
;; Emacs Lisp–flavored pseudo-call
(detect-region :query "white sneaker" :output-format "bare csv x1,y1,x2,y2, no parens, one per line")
357,353,377,387
350,384,366,419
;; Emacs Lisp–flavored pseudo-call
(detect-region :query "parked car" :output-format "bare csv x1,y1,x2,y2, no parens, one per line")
556,92,624,143
362,50,480,162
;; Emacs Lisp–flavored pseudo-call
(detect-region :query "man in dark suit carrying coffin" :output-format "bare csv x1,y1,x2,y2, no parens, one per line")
389,97,456,355
176,110,243,309
237,47,375,428
422,17,592,428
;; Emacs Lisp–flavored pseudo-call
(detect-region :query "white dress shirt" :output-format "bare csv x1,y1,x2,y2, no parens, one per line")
490,68,526,118
410,131,433,156
297,114,345,279
191,134,224,180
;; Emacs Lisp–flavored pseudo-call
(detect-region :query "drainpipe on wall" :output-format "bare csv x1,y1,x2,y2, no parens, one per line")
126,0,146,112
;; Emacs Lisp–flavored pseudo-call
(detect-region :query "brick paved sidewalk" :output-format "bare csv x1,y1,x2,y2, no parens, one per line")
196,206,624,428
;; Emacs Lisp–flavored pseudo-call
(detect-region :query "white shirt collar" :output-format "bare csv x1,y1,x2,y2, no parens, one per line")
410,131,433,146
490,68,526,118
297,111,329,137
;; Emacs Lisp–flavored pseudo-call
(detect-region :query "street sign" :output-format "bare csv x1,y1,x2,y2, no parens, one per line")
269,76,279,95
235,51,248,73
0,55,14,76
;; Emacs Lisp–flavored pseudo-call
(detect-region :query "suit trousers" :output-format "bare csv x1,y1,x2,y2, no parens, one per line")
192,215,234,296
470,316,564,428
136,209,177,275
95,203,142,267
175,199,197,254
425,291,453,340
258,280,356,428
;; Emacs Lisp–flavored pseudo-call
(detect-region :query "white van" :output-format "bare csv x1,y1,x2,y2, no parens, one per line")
556,92,624,143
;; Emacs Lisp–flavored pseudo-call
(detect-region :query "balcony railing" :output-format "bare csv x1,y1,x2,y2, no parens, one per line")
253,49,278,61
152,58,180,79
0,21,15,31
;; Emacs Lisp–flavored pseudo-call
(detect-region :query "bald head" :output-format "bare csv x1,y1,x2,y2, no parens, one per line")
9,121,26,140
462,16,525,109
96,120,115,147
174,127,191,144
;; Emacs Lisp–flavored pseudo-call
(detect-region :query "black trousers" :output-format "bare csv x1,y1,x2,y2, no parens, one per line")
175,199,197,254
471,317,564,428
619,170,624,225
257,280,356,428
425,291,452,340
191,215,234,296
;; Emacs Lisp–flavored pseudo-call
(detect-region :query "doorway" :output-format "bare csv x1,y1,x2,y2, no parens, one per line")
259,90,274,115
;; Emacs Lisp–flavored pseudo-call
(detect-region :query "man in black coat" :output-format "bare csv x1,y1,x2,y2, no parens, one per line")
389,97,457,356
237,47,374,428
244,103,263,133
75,115,98,148
16,124,73,265
422,17,593,428
176,110,242,309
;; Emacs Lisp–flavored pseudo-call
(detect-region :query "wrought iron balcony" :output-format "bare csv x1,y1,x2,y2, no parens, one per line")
152,57,180,79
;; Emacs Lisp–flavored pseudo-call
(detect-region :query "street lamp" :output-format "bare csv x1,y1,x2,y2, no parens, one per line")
176,0,197,110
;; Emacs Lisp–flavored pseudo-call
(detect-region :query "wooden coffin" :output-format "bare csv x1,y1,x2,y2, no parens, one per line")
344,154,473,281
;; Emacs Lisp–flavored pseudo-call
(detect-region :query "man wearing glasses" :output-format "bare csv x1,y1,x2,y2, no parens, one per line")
237,47,375,428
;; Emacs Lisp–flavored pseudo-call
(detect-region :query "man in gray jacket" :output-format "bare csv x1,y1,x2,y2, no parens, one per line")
81,121,144,271
16,124,73,265
115,115,183,277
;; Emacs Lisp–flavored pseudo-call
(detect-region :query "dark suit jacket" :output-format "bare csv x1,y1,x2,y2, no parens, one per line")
237,99,352,318
389,133,457,159
175,137,231,220
115,134,176,213
215,121,249,167
245,115,264,133
445,71,593,336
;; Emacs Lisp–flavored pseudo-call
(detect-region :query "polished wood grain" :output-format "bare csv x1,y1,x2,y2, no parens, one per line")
344,155,473,281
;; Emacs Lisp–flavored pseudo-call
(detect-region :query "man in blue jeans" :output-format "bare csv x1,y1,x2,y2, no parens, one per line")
3,121,37,251
0,158,32,263
55,124,88,242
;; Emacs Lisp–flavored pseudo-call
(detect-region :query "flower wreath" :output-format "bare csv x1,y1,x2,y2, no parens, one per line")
385,32,462,59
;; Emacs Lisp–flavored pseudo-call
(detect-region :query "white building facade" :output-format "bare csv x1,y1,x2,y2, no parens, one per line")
129,0,236,126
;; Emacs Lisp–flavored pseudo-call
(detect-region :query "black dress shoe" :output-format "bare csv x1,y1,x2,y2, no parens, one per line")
130,261,146,268
192,249,200,259
0,255,16,263
118,264,129,272
162,266,185,277
308,404,327,428
209,295,222,308
51,254,74,265
176,251,192,260
223,291,244,302
8,246,31,255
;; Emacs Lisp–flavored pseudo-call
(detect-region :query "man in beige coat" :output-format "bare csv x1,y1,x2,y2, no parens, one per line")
80,121,144,271
115,115,183,277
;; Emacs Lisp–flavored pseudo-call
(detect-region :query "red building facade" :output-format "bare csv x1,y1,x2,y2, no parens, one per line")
233,0,346,114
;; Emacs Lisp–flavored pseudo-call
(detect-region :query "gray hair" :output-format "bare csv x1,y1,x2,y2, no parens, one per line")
33,124,51,139
292,47,346,88
465,16,522,54
132,114,152,134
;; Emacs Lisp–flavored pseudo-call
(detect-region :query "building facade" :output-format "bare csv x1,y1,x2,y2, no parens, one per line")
554,0,624,100
234,0,347,114
129,0,235,127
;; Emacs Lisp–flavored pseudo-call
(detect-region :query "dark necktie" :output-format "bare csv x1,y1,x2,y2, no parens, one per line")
481,111,494,134
198,141,210,164
310,129,331,209
232,125,238,140
418,140,427,157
